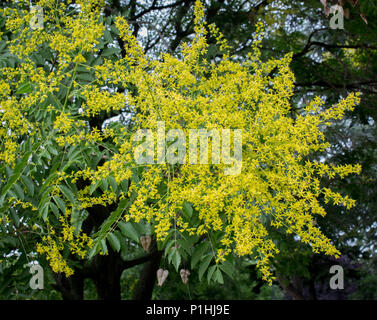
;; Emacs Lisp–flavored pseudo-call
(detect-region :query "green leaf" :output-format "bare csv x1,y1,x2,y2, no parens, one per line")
177,238,192,254
110,24,120,35
214,268,224,284
53,196,66,214
104,29,113,43
133,221,152,236
172,249,181,272
0,146,37,198
39,172,58,195
120,179,129,192
20,175,34,197
182,201,193,218
219,260,234,279
50,203,59,218
207,265,217,284
67,145,82,160
100,239,108,255
191,242,209,269
198,254,212,281
76,72,95,83
16,82,32,94
58,185,75,203
13,183,24,200
108,176,117,194
40,203,49,221
87,243,100,260
9,208,20,227
89,180,101,195
47,145,59,156
118,221,139,243
95,198,130,239
107,232,121,252
101,47,121,57
164,240,176,257
71,207,85,233
100,178,108,191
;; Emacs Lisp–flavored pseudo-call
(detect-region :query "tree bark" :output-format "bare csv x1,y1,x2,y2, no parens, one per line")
277,276,305,300
53,270,84,300
132,240,163,300
91,252,124,300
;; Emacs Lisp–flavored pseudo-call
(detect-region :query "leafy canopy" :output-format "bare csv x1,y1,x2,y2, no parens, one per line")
0,0,361,284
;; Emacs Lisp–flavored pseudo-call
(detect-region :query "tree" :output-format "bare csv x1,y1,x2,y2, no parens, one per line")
0,0,369,300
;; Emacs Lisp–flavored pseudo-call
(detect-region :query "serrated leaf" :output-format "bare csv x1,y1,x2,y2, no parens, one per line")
207,265,217,284
95,198,129,239
110,24,120,35
13,183,24,200
50,203,59,218
71,207,84,233
0,147,36,198
214,268,224,284
177,238,191,254
118,221,139,243
87,243,100,259
104,29,113,43
89,180,101,195
53,196,66,214
172,249,181,272
101,47,121,57
108,176,117,193
16,82,32,94
219,260,234,279
9,208,19,227
40,203,49,221
67,145,83,161
100,178,108,191
20,175,34,197
120,179,129,192
164,240,176,257
58,185,75,203
182,201,193,218
100,239,108,255
39,172,58,195
107,232,121,252
198,254,212,281
76,72,95,82
47,145,59,156
191,242,209,269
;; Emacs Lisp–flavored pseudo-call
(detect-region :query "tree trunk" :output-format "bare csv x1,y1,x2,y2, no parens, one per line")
133,241,162,300
277,276,305,300
91,251,124,300
53,270,84,300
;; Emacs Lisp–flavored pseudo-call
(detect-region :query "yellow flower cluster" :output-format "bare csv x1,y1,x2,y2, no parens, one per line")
7,197,38,211
36,210,93,276
53,112,75,134
81,87,126,117
0,97,32,166
1,0,362,283
36,236,74,277
0,216,10,225
78,187,117,209
106,1,360,282
58,209,93,259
